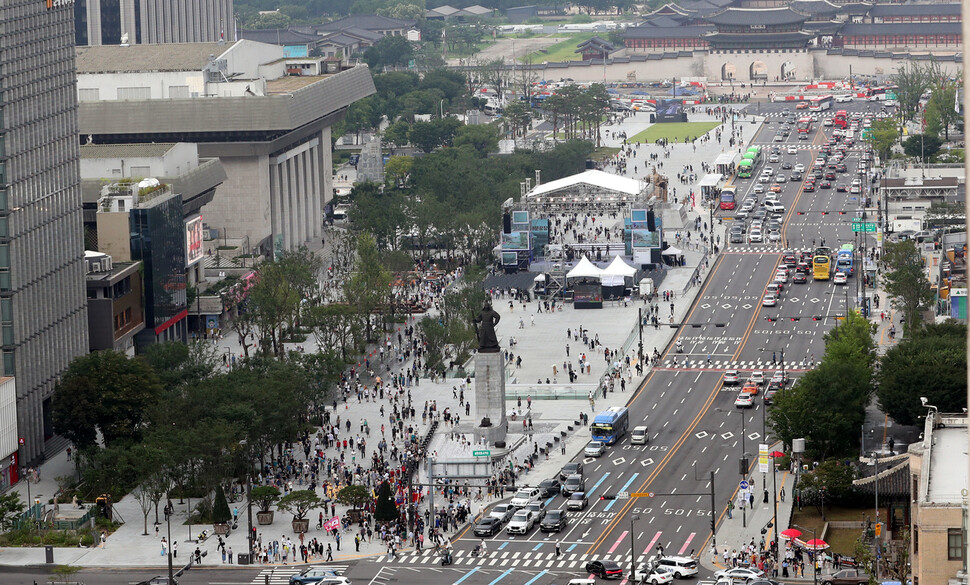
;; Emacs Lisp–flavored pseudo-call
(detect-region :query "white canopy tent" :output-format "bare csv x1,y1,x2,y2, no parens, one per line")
601,255,637,286
566,256,603,279
661,246,683,256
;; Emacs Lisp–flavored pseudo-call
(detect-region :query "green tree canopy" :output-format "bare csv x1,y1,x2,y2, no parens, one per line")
880,241,933,336
52,351,163,449
453,123,500,156
902,134,943,161
277,490,321,520
877,321,967,425
869,119,899,162
212,485,232,524
364,35,414,70
336,484,372,510
924,82,959,140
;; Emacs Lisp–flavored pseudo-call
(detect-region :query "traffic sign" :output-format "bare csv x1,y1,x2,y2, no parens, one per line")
852,221,876,233
617,492,630,500
740,480,749,490
472,450,491,457
630,492,655,497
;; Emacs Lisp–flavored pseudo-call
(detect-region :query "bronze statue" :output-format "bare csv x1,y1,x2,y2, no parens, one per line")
473,300,501,352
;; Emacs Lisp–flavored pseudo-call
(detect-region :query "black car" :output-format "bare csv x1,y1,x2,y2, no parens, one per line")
539,509,568,532
781,161,792,169
820,180,832,189
538,478,561,497
836,184,847,192
836,164,848,172
473,517,503,537
790,172,802,181
763,389,779,405
136,578,178,585
586,560,624,579
560,461,583,480
792,272,808,284
803,183,815,192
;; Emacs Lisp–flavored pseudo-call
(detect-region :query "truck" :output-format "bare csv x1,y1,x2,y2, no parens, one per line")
821,569,871,585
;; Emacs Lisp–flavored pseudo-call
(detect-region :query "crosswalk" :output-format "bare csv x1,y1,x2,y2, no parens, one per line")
250,564,348,585
390,548,641,569
724,244,790,253
657,359,807,372
762,112,835,119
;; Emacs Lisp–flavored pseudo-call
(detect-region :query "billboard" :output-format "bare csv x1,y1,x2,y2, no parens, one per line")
185,215,204,266
631,209,648,227
631,229,660,248
501,231,530,251
655,99,684,123
512,211,530,225
501,251,518,265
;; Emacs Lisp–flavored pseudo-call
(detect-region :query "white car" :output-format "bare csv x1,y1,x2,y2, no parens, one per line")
793,163,805,173
753,183,765,193
510,487,541,508
715,567,765,583
768,230,782,242
735,392,754,408
506,510,536,535
833,272,848,285
748,230,763,243
764,201,784,213
836,95,853,103
762,293,777,307
633,566,676,585
749,371,765,386
787,145,797,154
773,271,787,283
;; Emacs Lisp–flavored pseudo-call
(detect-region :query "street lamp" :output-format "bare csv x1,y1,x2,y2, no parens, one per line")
630,514,640,581
166,502,174,584
792,523,819,585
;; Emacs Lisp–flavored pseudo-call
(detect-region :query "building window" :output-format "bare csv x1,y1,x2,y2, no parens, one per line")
948,529,964,560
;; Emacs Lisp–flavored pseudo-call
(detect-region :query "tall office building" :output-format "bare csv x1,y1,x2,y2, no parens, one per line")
75,0,235,46
0,0,89,466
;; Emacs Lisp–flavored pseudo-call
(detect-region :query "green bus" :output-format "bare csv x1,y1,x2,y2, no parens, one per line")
737,158,755,178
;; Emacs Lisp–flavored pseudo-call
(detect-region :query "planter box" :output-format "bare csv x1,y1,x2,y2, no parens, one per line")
213,523,231,535
291,518,310,533
256,511,275,525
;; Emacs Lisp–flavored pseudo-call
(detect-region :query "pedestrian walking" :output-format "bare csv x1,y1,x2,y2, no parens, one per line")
726,499,734,519
555,541,562,558
326,543,333,561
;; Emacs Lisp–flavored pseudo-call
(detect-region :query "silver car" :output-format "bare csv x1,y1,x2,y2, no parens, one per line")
585,441,605,457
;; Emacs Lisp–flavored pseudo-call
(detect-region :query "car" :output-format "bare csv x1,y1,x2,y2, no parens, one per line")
765,283,782,298
773,134,783,142
771,370,789,385
730,231,745,243
796,261,810,274
821,568,871,585
764,201,784,214
849,184,861,194
510,487,542,508
586,559,624,579
585,441,605,457
562,474,586,496
748,230,763,243
762,167,774,176
631,425,650,444
787,145,797,155
636,566,677,585
560,461,583,480
782,254,797,267
775,174,787,183
836,95,853,103
773,271,787,284
824,172,836,181
488,503,515,523
795,102,809,109
836,163,848,172
741,382,759,396
793,163,805,172
655,556,700,578
525,500,546,521
768,230,782,242
836,184,847,192
538,478,561,497
833,272,848,284
753,183,765,193
289,568,350,585
567,491,589,510
768,183,781,193
723,370,740,385
823,118,833,126
137,578,179,585
762,293,777,307
792,272,807,284
768,153,780,163
539,509,568,532
506,510,536,534
733,209,749,220
763,388,778,405
749,371,765,385
803,183,815,192
735,392,754,408
474,516,504,536
715,567,765,583
798,133,809,140
790,171,802,181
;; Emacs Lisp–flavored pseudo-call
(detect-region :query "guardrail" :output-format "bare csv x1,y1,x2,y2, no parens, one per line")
506,384,597,400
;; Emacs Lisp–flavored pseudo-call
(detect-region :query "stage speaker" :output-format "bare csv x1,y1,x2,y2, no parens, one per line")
503,213,511,234
647,210,656,232
650,249,662,265
585,159,595,169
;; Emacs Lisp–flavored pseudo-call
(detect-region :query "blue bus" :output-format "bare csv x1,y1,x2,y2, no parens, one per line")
836,245,854,277
591,406,630,445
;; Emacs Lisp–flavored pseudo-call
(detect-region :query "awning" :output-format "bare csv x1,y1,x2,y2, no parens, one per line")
661,246,683,256
698,173,723,188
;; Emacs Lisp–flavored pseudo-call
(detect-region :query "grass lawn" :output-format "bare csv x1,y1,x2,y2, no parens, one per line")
523,33,595,63
790,506,869,556
629,122,721,144
591,146,621,160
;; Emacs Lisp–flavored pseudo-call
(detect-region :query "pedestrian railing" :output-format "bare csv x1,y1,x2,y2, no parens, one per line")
505,384,597,400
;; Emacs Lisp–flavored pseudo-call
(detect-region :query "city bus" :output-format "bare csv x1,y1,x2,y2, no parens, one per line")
719,185,737,210
796,117,813,134
737,159,755,179
808,95,834,111
591,406,630,445
836,244,855,277
813,246,832,280
865,85,898,101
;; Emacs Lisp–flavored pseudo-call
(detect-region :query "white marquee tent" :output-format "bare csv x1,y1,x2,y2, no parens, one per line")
601,255,637,286
566,256,602,279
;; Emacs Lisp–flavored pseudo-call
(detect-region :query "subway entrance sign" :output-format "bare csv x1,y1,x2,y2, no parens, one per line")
472,450,491,457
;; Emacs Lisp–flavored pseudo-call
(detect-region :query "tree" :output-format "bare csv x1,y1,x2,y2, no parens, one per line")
247,246,322,357
880,241,933,336
250,486,281,513
877,322,967,425
363,35,414,71
383,119,411,154
373,481,397,523
277,490,321,520
902,134,942,161
0,491,24,531
384,155,414,189
892,59,938,122
343,233,392,343
923,82,959,140
52,351,163,449
212,485,232,524
453,124,500,156
868,119,899,162
335,484,371,512
502,100,532,138
251,12,291,29
140,341,218,391
477,58,509,101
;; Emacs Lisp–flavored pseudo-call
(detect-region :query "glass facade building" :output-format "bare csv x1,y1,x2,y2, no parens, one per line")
0,0,89,464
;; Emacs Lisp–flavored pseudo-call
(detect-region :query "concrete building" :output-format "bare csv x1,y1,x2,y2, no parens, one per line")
75,41,376,255
908,411,968,585
84,251,144,354
0,0,90,466
75,0,235,46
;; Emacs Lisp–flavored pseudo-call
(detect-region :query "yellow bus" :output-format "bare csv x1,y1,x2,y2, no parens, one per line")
813,254,832,280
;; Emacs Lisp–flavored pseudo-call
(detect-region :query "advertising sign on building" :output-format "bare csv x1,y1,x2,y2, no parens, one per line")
185,216,204,266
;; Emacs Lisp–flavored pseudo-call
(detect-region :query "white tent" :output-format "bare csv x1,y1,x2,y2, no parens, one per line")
566,256,602,279
661,246,683,256
533,274,546,281
601,255,637,286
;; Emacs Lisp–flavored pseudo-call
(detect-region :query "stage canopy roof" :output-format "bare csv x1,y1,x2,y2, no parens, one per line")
526,170,647,206
602,255,637,286
566,256,603,279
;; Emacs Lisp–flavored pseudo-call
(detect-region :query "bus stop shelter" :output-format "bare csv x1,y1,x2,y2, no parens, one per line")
698,173,723,202
714,152,738,177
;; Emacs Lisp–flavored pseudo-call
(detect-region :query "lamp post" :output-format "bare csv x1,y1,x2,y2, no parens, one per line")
166,503,174,584
630,514,640,581
792,523,819,585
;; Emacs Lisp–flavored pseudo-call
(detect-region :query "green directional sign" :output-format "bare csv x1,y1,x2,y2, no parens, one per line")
473,450,491,457
852,221,876,233
886,92,897,100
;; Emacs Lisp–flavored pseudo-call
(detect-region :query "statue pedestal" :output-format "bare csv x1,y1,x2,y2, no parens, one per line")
473,351,507,449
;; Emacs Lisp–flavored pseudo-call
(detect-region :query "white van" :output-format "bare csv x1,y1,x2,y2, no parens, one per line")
656,556,699,578
631,426,649,445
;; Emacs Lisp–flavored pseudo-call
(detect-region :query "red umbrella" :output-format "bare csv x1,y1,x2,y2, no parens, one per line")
780,528,801,540
770,451,786,458
804,539,829,550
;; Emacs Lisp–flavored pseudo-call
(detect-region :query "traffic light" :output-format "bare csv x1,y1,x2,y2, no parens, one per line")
765,317,777,322
821,212,828,216
600,495,616,501
813,316,822,321
790,317,800,322
710,517,716,534
875,522,882,537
